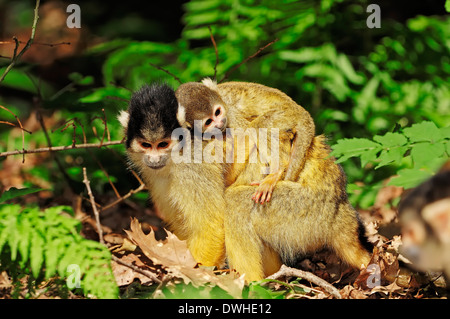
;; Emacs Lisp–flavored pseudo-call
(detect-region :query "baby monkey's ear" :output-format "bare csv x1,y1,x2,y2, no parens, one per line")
118,110,130,129
176,104,186,127
201,77,218,91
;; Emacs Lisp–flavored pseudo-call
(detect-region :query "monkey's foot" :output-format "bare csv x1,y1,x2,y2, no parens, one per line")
250,173,281,204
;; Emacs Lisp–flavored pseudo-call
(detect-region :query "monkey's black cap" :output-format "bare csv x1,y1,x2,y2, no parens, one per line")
126,83,180,148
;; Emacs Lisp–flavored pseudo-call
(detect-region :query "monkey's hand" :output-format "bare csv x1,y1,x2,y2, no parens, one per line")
250,171,283,204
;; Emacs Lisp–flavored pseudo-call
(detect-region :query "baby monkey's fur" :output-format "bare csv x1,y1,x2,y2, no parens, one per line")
176,79,315,202
121,82,372,282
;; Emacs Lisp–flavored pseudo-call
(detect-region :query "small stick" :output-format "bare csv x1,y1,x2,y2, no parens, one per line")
0,0,40,82
111,255,161,284
148,62,182,84
0,140,123,157
82,167,104,244
219,38,279,83
208,26,219,81
267,264,342,299
101,183,146,212
0,40,71,47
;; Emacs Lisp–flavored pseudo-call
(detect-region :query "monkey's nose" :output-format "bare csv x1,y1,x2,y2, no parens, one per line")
215,118,227,131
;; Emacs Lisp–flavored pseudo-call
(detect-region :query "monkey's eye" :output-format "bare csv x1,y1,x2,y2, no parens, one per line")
157,141,169,149
141,142,152,148
215,108,221,116
205,119,213,127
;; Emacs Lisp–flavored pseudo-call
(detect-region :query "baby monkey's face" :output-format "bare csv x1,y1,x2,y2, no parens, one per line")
175,82,228,135
201,103,227,134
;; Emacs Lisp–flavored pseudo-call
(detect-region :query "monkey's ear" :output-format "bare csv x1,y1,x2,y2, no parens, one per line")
118,110,130,129
176,104,186,127
201,77,218,91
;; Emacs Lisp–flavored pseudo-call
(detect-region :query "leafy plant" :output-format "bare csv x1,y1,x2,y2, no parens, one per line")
331,121,450,189
0,189,118,299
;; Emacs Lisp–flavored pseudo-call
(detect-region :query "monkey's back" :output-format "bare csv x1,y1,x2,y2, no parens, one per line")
217,81,307,126
224,135,372,279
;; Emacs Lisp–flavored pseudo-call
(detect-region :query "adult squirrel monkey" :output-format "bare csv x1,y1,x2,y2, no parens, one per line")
118,83,227,268
223,134,373,281
175,79,315,203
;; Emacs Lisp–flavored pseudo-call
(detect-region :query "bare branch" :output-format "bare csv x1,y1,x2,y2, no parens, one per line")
0,40,71,47
219,38,279,83
0,0,41,82
101,182,146,212
267,264,342,299
208,26,219,81
0,140,124,158
82,167,104,244
148,62,182,84
112,255,162,284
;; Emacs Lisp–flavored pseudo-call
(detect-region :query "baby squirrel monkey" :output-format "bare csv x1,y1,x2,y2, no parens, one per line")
120,82,372,282
118,83,227,268
175,78,315,203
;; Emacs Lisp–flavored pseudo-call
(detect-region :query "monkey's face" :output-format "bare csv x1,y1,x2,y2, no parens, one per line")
176,82,228,134
119,83,181,170
128,135,176,170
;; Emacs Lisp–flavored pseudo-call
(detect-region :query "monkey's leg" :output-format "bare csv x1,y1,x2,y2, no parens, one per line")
188,222,226,268
171,163,227,268
225,184,269,282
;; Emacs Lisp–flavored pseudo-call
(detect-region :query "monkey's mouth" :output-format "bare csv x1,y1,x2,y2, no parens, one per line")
143,157,166,170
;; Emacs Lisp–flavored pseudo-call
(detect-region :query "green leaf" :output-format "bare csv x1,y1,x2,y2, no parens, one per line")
374,146,408,169
335,54,364,84
30,232,45,278
446,0,450,12
373,132,407,147
410,142,446,168
0,69,55,97
440,126,450,139
331,138,381,163
388,168,433,189
0,187,45,203
79,86,131,103
403,121,443,143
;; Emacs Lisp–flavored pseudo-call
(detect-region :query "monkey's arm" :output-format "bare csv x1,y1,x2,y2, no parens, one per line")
246,107,315,203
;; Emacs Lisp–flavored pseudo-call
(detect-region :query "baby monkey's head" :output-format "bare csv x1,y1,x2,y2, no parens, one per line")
175,78,227,134
118,83,181,170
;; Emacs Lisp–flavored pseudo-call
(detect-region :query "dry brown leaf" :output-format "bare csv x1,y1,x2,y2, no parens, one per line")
124,218,245,298
112,254,154,286
125,218,197,268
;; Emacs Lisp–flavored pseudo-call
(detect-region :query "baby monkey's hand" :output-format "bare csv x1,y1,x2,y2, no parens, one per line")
250,171,283,204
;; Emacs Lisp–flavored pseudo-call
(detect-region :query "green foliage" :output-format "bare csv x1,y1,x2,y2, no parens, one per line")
331,121,450,189
0,190,118,299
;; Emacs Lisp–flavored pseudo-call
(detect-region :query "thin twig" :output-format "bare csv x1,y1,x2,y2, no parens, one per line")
208,26,219,81
101,182,146,212
82,167,104,244
0,40,71,47
111,255,162,284
0,0,40,82
0,104,31,163
148,62,182,84
0,140,123,157
219,38,279,83
267,264,342,299
11,37,19,60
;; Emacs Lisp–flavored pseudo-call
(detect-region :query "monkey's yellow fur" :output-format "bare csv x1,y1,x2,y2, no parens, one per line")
224,135,372,281
122,83,372,282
